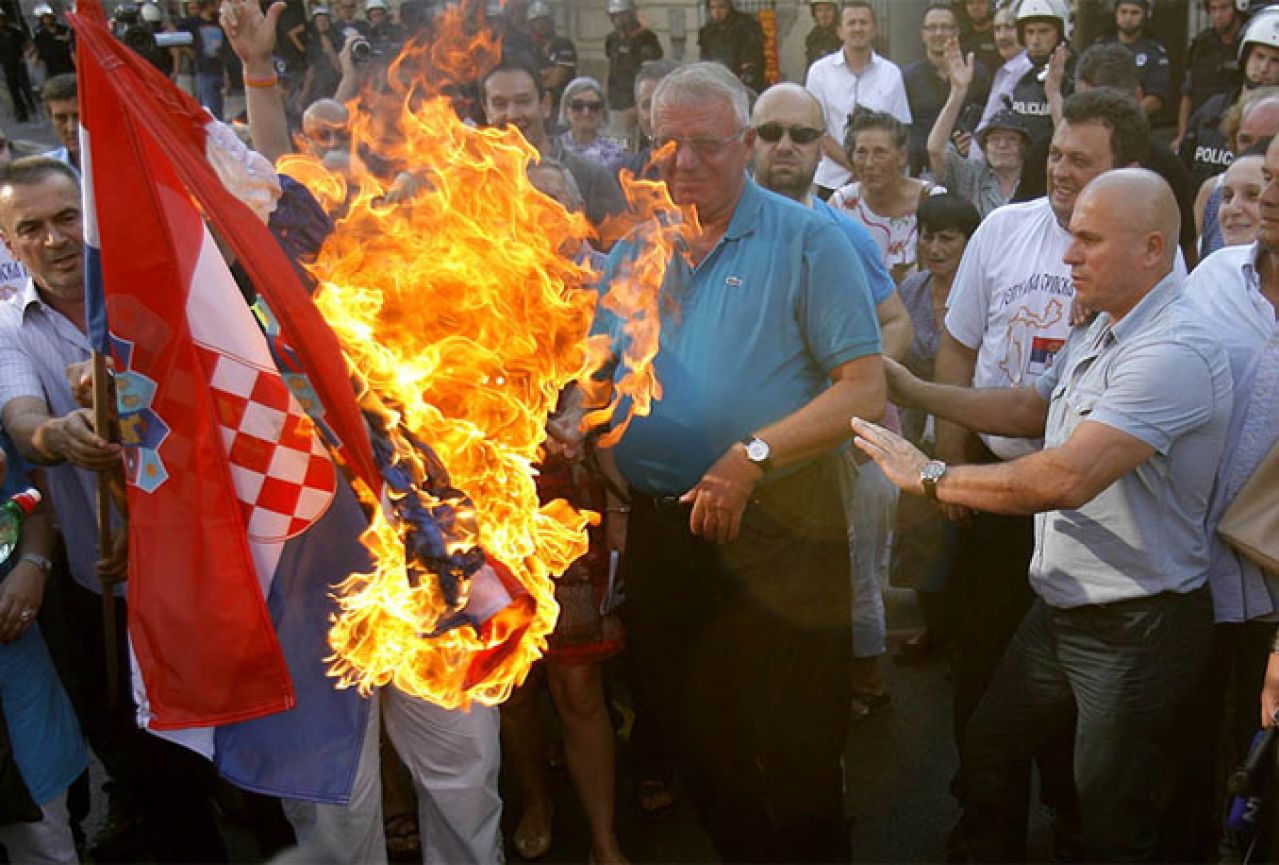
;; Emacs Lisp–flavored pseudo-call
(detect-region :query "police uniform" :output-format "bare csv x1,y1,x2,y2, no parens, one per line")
961,25,1001,76
1180,87,1237,189
605,25,663,111
535,33,577,115
1095,33,1171,107
1008,56,1071,149
1182,25,1243,117
699,8,767,92
805,23,840,71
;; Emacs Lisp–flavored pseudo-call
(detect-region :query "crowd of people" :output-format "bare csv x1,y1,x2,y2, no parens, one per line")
0,0,1275,863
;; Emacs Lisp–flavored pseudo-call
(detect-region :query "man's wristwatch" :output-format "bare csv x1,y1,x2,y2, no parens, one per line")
741,436,773,473
19,553,52,575
920,459,947,501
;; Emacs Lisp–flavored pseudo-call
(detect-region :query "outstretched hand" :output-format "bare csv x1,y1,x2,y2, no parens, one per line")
851,417,928,496
221,0,285,70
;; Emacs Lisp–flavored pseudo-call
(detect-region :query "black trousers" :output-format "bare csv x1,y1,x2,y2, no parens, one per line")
965,589,1214,862
622,457,852,863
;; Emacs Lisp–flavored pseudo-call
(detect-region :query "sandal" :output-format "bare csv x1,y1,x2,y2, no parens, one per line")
512,802,554,860
850,689,892,723
635,776,676,817
384,813,421,863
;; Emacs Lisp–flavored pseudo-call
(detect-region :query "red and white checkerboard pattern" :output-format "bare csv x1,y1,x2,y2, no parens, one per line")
196,345,336,543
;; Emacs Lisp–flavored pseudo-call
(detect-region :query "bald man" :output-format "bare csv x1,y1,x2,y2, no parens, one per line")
852,168,1232,861
301,98,351,160
751,82,911,713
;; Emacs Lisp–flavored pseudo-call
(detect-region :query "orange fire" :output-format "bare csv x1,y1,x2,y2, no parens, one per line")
282,6,691,708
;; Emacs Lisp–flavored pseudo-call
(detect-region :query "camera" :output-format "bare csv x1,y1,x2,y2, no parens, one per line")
350,36,374,62
111,3,192,70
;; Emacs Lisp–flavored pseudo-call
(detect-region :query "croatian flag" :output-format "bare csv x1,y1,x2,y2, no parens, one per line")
72,0,372,802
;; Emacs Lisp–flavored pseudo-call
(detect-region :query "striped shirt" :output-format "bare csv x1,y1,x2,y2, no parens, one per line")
0,279,105,593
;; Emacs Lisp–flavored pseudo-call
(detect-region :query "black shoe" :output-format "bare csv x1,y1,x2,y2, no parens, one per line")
88,810,148,863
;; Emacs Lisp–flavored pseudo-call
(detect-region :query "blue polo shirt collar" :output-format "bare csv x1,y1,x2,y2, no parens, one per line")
722,174,763,241
1106,271,1180,344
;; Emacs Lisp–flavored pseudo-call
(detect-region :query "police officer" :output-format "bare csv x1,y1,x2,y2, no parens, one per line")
1007,0,1072,149
960,0,1001,73
1177,0,1248,148
697,0,766,93
31,3,74,80
1093,0,1170,118
1181,6,1279,189
605,0,662,129
527,0,576,119
804,0,840,72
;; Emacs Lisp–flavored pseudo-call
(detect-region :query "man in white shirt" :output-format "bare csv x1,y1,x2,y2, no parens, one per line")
978,2,1033,131
805,0,910,197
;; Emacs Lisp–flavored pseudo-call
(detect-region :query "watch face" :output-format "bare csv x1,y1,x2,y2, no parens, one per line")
746,439,770,462
921,461,946,482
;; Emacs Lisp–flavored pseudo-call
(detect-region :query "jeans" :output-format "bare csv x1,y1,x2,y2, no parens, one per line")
196,72,225,120
622,457,852,863
964,587,1214,862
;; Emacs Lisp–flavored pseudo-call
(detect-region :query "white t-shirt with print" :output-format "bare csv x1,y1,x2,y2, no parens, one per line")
944,197,1074,460
0,244,28,304
946,196,1186,461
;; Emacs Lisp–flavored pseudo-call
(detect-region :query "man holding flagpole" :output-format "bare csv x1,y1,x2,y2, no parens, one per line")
0,156,229,861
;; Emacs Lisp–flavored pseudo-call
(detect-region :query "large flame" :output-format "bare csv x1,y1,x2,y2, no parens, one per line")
282,5,692,708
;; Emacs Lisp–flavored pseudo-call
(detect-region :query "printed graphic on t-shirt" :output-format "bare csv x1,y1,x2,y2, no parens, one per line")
997,297,1065,385
199,23,223,59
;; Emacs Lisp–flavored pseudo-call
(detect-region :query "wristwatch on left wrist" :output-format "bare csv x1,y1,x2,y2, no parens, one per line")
741,436,773,474
920,459,947,501
19,553,52,575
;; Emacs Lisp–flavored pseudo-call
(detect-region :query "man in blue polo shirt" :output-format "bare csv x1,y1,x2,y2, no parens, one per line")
589,62,884,863
853,169,1231,860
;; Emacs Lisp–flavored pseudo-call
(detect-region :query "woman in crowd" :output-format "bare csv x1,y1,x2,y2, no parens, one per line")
831,106,945,284
1217,152,1266,249
891,194,980,663
557,77,628,173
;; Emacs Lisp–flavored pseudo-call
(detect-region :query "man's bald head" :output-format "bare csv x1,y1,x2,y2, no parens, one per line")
751,83,824,130
1064,168,1179,319
1082,167,1179,257
302,99,351,157
750,83,827,201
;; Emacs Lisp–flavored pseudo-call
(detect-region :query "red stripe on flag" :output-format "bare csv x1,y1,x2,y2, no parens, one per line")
68,0,379,494
78,74,295,727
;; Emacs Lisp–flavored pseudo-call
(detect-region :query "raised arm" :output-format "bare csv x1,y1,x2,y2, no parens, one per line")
927,43,973,182
221,0,291,164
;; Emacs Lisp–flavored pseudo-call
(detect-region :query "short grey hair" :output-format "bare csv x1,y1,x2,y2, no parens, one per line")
559,76,609,127
529,157,584,210
651,62,749,130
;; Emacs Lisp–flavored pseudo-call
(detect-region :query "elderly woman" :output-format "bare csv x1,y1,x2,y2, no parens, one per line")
830,106,945,284
557,77,628,172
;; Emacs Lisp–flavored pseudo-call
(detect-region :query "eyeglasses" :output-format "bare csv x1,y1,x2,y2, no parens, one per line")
754,122,823,145
568,99,604,113
653,127,748,157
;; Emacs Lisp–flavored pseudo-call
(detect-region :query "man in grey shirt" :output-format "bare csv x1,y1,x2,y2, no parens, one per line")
852,168,1232,861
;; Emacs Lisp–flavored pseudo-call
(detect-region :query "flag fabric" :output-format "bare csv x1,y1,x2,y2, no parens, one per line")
72,0,370,802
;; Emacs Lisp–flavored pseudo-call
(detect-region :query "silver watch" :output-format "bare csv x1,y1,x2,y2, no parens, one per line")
920,459,947,501
741,436,773,473
19,553,52,575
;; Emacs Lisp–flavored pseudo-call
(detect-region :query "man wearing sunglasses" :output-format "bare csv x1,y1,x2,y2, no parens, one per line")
587,62,884,862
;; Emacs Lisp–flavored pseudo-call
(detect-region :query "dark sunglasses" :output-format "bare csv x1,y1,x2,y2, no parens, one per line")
754,123,824,145
568,99,604,113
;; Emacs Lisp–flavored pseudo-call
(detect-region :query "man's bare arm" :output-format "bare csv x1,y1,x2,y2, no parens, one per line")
756,354,886,468
853,417,1155,515
931,328,979,461
887,357,1048,438
821,134,853,172
2,396,121,470
876,292,914,362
